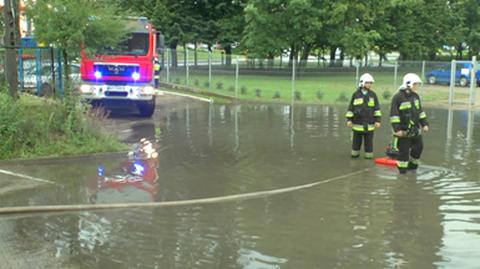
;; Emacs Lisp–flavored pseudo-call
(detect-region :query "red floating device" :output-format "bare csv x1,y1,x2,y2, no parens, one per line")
374,157,397,166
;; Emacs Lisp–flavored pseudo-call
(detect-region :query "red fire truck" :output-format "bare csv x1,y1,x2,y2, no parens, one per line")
79,17,163,117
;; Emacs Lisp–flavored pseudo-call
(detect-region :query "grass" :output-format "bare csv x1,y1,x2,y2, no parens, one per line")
0,92,127,160
165,72,461,105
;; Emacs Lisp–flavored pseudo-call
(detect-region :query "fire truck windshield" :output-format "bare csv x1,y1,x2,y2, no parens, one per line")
97,33,149,56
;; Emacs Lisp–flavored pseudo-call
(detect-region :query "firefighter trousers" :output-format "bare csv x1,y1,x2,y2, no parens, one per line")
396,135,423,172
351,131,374,157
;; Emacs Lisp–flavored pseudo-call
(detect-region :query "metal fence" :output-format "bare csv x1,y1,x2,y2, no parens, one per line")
0,47,66,97
159,48,479,106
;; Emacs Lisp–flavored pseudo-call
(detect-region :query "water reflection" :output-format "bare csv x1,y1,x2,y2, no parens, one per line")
1,100,480,268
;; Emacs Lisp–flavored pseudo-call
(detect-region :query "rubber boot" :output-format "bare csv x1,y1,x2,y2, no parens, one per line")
364,152,374,159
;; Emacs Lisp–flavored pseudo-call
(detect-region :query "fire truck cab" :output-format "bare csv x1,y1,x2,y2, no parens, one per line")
79,17,164,117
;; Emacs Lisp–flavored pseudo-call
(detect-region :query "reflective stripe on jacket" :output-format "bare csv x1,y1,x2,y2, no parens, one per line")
346,87,381,132
390,88,428,137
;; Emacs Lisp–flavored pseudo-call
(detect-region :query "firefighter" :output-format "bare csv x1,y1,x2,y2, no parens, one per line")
346,73,382,159
390,73,429,174
154,57,161,88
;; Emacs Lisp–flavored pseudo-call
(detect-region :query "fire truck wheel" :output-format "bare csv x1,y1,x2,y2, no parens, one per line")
137,99,156,117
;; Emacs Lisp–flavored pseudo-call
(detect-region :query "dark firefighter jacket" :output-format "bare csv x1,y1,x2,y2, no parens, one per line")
345,88,382,132
390,88,428,137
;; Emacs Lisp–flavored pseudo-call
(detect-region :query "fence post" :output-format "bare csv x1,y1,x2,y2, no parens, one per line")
421,60,426,80
50,47,56,97
394,61,398,90
55,48,63,96
421,60,426,91
448,60,456,106
186,48,189,86
18,48,24,90
35,48,42,95
208,51,212,90
355,59,359,86
235,56,239,100
469,56,477,106
291,57,296,104
166,48,170,83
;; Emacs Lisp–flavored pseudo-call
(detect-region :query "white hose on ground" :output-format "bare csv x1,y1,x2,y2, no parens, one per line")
0,169,369,215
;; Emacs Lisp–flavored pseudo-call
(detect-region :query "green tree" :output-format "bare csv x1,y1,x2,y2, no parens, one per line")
27,0,126,93
244,0,322,65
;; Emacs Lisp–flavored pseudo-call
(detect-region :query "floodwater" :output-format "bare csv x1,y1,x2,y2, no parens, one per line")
0,96,479,269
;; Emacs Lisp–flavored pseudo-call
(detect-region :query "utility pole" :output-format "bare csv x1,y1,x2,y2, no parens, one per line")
3,0,20,99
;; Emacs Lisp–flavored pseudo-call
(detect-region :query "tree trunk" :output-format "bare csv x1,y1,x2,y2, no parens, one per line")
183,43,187,67
170,42,178,67
364,52,368,67
456,43,463,60
379,52,384,67
62,49,71,95
300,45,311,67
3,0,20,99
224,44,232,66
289,44,298,66
194,43,198,66
329,46,336,67
267,52,274,67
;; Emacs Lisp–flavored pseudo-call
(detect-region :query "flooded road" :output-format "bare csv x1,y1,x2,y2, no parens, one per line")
1,95,479,268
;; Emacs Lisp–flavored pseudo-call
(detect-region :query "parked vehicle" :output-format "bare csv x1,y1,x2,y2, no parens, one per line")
79,17,164,117
21,64,81,96
426,62,480,87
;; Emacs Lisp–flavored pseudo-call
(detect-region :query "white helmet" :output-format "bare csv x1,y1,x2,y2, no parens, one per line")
359,73,374,87
402,73,422,88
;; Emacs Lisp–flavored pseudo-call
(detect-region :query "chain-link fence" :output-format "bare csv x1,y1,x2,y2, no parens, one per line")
0,47,69,97
159,48,480,106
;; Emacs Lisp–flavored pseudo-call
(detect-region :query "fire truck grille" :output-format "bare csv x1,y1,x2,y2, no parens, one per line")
94,64,138,77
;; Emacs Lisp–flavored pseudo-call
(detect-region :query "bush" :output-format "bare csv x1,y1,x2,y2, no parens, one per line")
228,86,235,92
194,79,199,86
255,88,262,97
273,91,281,99
240,86,247,95
0,91,125,159
294,91,301,100
382,90,392,100
174,77,181,84
203,81,210,88
316,90,324,100
216,81,224,89
336,92,349,102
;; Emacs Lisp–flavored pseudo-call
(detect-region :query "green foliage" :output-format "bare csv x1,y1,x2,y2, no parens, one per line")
216,81,224,89
382,90,392,100
115,0,479,62
174,77,181,84
294,91,302,101
27,0,127,58
316,90,324,100
240,86,247,95
337,92,349,102
203,81,210,88
255,88,262,97
273,91,281,99
194,79,199,86
228,85,235,92
0,92,125,159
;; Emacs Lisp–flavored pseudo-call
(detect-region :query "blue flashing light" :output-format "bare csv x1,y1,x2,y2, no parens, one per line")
132,72,140,81
94,71,102,79
132,162,145,176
